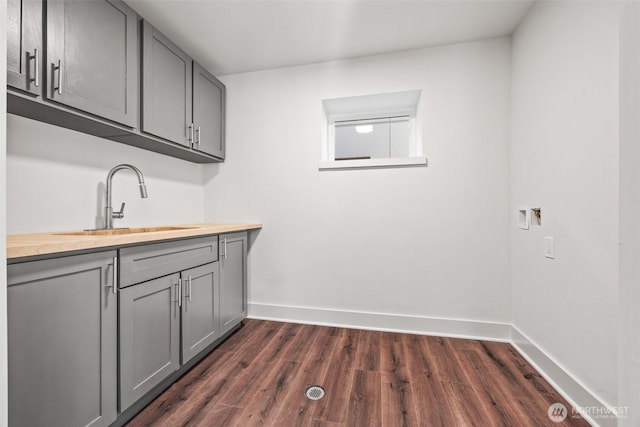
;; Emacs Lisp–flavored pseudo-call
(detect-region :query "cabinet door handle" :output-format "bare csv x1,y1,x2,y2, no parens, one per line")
223,238,228,260
175,279,182,307
106,257,118,294
188,275,192,302
196,126,201,146
112,257,118,294
34,49,40,87
29,48,40,87
188,123,194,145
53,59,63,95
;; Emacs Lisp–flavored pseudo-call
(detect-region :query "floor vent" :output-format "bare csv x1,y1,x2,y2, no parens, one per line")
305,385,325,401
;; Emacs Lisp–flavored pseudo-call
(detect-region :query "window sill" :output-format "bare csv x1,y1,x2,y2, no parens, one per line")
318,156,428,170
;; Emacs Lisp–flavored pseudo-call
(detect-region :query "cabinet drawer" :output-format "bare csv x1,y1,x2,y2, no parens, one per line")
119,236,218,287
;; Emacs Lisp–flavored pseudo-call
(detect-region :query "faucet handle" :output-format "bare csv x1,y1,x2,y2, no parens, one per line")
113,202,125,219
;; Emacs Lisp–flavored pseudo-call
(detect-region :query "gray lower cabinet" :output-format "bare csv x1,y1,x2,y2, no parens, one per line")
7,0,42,96
46,0,138,127
119,262,220,411
220,232,248,335
119,273,181,411
7,251,118,427
7,233,248,425
181,262,221,364
118,236,222,412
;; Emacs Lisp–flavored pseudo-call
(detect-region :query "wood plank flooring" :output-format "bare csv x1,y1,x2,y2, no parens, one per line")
126,320,589,427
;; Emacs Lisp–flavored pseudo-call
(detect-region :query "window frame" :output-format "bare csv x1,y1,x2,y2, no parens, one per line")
320,90,427,170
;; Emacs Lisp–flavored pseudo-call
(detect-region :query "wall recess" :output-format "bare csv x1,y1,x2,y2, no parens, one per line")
518,208,530,230
530,208,542,227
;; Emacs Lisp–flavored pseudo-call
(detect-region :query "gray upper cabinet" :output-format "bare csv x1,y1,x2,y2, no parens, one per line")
46,0,138,127
220,232,248,335
142,20,226,159
119,273,181,412
8,251,118,427
181,262,221,364
7,0,42,96
141,20,193,147
7,2,226,163
193,63,226,159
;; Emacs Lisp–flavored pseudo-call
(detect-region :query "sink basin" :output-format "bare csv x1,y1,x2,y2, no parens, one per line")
56,226,196,236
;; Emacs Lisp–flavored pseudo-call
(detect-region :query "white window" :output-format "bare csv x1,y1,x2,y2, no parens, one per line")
320,90,427,170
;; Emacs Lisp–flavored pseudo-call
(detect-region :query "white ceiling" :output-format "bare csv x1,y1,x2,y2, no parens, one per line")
126,0,534,76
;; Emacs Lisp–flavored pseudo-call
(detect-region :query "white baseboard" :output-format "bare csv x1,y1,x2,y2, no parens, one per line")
510,326,617,427
248,302,511,341
248,302,616,427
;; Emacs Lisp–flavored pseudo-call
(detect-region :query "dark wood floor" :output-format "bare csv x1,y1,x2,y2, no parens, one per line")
127,319,589,427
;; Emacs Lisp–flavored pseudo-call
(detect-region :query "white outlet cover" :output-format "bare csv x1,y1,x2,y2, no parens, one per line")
544,236,554,259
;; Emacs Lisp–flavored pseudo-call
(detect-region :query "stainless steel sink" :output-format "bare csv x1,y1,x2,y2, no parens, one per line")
56,226,196,236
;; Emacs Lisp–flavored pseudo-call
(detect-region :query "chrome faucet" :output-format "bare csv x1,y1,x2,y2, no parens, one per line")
104,164,148,229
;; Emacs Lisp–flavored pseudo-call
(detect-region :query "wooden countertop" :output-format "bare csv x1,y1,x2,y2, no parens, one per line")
7,223,262,259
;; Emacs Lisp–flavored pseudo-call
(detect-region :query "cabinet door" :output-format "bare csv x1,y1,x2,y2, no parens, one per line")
46,0,138,127
193,62,225,159
119,273,181,411
8,251,117,427
141,20,193,147
7,0,42,96
181,262,220,364
220,232,248,335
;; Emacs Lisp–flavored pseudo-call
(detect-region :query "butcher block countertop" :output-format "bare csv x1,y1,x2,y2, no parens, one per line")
7,223,262,260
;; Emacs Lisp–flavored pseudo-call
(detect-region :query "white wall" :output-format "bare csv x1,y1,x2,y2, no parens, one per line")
6,115,206,234
619,2,640,425
205,38,512,333
510,0,619,410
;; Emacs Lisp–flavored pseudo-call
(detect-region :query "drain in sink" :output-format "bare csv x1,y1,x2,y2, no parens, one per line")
305,385,325,401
